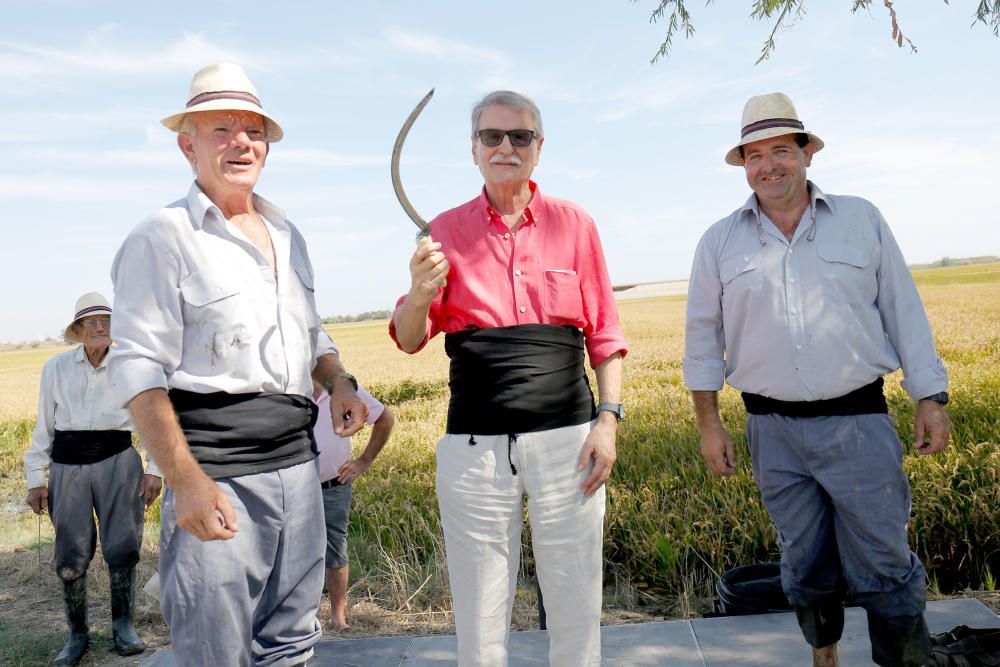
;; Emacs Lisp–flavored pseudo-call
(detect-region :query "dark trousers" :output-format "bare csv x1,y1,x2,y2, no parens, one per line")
747,413,931,667
49,447,144,581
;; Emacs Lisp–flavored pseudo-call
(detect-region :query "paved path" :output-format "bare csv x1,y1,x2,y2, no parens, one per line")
142,597,999,666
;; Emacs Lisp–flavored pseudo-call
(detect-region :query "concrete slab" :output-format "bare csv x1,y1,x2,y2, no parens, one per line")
692,598,1000,666
601,621,704,666
312,635,413,666
141,598,999,666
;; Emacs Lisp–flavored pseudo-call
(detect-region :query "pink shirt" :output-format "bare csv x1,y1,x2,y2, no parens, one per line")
314,387,385,483
390,182,627,367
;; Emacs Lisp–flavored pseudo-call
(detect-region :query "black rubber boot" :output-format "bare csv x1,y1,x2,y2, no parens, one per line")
109,566,145,656
53,575,89,666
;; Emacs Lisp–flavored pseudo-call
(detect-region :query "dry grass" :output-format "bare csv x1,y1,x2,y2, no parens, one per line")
1,264,998,665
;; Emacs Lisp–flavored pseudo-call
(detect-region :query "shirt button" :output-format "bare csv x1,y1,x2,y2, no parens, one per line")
514,269,522,276
795,344,802,350
504,233,511,239
790,308,797,314
519,306,526,313
790,278,797,283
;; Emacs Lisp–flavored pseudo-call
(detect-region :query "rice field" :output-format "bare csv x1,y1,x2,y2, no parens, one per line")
0,262,998,663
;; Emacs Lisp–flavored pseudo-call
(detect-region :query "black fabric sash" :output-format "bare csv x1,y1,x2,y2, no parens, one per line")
742,378,888,417
444,324,595,435
51,430,131,465
168,389,318,479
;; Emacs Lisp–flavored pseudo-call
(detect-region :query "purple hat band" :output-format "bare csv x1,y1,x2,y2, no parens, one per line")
74,305,111,320
186,90,262,108
741,117,804,139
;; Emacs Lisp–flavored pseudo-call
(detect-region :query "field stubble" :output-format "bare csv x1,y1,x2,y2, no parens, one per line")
0,266,998,665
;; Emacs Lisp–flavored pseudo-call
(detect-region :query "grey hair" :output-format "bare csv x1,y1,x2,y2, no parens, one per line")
178,113,198,137
470,91,543,138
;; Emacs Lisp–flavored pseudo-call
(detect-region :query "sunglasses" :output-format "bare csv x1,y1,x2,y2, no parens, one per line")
476,129,538,148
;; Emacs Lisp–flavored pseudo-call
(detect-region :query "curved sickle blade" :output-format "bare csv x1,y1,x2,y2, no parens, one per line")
391,88,435,236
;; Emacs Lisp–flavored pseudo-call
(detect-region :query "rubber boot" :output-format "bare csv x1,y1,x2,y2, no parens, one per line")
53,575,89,666
109,566,145,656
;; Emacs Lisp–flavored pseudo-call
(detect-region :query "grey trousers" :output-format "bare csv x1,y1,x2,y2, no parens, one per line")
49,447,144,581
747,412,930,667
158,460,324,667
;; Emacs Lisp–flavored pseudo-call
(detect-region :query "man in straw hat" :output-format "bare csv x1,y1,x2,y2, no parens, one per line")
108,63,368,665
683,92,950,667
24,292,162,665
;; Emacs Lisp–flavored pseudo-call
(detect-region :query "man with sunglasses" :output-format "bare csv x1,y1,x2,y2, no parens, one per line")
391,90,626,666
684,92,950,667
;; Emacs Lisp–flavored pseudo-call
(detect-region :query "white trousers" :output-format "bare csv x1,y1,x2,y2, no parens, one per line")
436,421,605,667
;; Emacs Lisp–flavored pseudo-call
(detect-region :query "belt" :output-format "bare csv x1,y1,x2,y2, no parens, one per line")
321,478,343,489
741,378,888,417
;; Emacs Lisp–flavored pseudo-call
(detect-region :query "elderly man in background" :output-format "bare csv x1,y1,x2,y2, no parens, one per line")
24,292,161,666
391,90,626,666
684,92,950,667
109,63,367,666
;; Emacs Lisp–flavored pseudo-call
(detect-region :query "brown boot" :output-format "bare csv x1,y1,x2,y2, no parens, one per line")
812,643,839,667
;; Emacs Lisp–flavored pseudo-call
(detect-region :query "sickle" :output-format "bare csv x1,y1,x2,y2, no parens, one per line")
391,88,435,236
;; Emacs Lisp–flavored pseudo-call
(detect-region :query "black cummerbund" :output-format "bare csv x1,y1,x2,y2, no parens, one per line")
169,389,318,479
742,378,888,417
51,429,131,465
445,324,596,435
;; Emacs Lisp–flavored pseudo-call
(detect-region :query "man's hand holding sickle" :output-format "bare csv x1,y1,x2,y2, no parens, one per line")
392,88,449,296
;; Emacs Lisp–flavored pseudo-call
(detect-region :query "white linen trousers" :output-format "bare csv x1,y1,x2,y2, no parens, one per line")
436,421,605,667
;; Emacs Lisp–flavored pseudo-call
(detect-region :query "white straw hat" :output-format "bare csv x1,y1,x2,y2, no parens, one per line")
725,92,823,166
161,63,283,142
65,292,111,341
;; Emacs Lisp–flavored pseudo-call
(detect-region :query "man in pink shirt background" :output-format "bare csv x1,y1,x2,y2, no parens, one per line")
391,90,626,666
312,381,395,632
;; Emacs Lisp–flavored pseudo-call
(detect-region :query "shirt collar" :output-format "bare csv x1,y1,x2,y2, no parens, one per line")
480,180,541,226
184,181,288,230
74,345,107,369
739,180,831,222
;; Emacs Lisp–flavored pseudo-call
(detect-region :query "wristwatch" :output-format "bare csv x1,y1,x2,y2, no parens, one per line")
596,402,624,422
324,371,358,393
921,391,949,406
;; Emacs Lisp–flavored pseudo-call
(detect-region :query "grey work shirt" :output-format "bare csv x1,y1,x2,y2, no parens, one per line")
683,182,947,402
109,182,338,407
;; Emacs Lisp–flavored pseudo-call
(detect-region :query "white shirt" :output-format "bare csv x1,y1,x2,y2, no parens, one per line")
684,183,947,402
314,387,385,483
24,346,161,489
108,182,338,406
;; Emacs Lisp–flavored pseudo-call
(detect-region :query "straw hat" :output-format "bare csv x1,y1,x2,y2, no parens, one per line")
160,63,283,142
725,92,823,166
65,292,112,342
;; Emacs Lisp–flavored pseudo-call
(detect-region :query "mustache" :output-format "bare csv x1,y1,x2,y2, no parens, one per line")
489,154,522,166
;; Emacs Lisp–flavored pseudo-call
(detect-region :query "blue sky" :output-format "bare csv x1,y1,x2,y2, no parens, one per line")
2,1,998,342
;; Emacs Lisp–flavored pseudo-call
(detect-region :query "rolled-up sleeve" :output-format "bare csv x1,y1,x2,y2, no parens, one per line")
315,326,340,363
873,213,948,400
388,291,442,354
683,232,727,391
108,231,182,407
579,220,627,368
24,361,56,489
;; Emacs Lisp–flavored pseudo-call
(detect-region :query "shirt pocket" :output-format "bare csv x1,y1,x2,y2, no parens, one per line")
542,269,583,325
719,251,763,304
179,271,251,363
816,242,874,305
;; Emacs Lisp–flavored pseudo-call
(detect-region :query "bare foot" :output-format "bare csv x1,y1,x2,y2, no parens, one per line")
330,620,350,633
812,643,839,667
